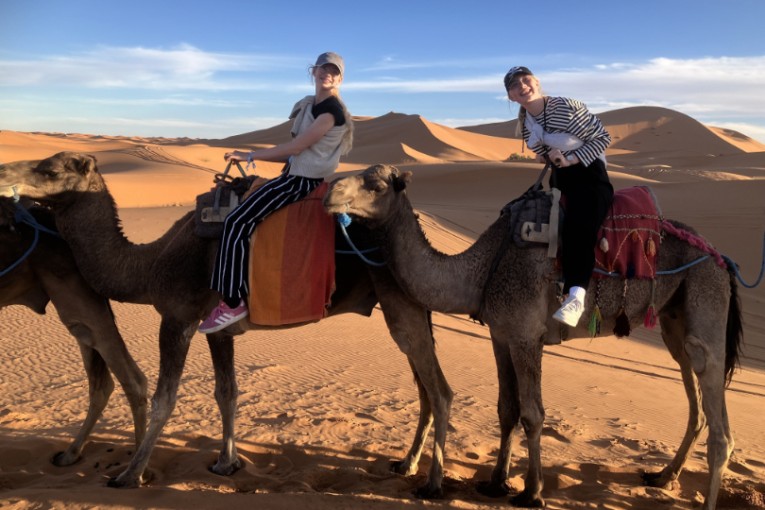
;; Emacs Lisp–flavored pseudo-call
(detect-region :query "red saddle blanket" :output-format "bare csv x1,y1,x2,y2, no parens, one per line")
594,186,661,279
247,182,335,326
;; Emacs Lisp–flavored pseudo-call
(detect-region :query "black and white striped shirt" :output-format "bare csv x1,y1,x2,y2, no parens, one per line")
521,96,611,166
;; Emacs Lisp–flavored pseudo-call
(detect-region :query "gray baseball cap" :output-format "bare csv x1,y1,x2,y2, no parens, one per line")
314,52,344,77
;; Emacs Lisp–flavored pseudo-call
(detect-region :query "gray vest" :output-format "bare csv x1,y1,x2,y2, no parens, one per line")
288,95,348,179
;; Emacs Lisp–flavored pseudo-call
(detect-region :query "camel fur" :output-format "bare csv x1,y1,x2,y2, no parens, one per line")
323,164,743,510
0,152,453,497
0,197,148,466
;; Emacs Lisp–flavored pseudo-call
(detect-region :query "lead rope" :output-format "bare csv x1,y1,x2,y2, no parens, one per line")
723,232,765,288
0,200,61,278
335,213,386,267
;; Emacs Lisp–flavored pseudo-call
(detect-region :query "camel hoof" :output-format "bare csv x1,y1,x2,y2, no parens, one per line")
51,450,81,467
475,479,511,498
641,469,674,488
106,469,150,489
510,490,545,508
413,483,443,499
389,459,417,477
209,456,244,476
106,475,140,489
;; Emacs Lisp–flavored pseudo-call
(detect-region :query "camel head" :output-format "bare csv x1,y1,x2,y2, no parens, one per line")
324,164,412,227
0,152,99,205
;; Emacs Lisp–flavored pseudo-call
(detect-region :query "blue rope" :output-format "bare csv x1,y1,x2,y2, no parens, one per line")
0,225,39,277
335,213,386,267
722,231,765,289
593,255,712,278
0,202,61,278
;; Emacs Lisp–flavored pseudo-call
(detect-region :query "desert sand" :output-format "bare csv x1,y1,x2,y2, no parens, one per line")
1,106,764,509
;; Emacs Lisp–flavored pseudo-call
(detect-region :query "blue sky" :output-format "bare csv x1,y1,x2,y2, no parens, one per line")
2,0,765,142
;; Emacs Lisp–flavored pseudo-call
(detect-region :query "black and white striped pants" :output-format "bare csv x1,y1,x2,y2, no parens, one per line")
211,171,323,306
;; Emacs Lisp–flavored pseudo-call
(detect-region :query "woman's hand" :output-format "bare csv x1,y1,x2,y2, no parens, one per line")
224,150,248,162
548,149,568,167
548,149,579,167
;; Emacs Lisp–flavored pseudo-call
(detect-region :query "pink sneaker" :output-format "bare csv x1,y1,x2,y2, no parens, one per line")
199,300,248,334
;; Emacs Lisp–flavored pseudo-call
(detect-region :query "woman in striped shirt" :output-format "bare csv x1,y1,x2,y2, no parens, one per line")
504,66,613,328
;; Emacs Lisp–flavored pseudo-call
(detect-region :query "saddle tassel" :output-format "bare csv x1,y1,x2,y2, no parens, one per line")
643,279,658,329
588,304,602,338
613,280,631,338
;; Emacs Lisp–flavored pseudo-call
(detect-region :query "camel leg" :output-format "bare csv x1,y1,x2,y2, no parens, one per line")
52,343,113,466
504,331,545,508
476,334,520,497
678,271,732,510
84,315,149,452
97,341,149,452
390,357,434,477
643,311,706,487
43,274,148,460
692,336,732,510
46,284,148,466
108,318,195,488
372,270,453,499
206,332,243,476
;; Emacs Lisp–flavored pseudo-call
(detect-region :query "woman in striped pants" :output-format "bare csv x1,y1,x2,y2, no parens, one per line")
200,52,353,334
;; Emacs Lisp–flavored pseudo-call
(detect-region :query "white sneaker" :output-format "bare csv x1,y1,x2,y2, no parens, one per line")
553,294,585,327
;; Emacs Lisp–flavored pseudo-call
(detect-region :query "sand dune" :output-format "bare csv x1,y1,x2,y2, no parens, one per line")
1,105,764,509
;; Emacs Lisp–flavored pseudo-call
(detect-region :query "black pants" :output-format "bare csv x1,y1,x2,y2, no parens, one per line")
554,158,613,293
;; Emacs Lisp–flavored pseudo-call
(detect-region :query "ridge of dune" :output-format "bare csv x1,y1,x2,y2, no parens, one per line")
343,112,524,164
459,106,765,157
597,106,747,156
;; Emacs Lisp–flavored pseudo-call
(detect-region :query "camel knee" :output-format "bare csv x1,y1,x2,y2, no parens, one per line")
520,409,544,436
684,335,709,375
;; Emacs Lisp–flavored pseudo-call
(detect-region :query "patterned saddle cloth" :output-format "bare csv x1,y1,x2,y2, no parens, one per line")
594,186,662,280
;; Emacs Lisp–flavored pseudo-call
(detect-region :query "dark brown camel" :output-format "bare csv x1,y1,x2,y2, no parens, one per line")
0,196,148,466
324,164,744,510
0,152,453,497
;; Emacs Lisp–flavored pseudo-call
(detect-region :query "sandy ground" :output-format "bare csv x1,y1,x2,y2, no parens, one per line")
1,107,764,509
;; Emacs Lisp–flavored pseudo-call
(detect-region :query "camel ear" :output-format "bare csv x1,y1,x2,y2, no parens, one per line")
391,171,413,193
69,154,97,176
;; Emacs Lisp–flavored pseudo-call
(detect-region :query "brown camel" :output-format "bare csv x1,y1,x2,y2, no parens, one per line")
0,152,453,497
323,164,743,510
0,196,148,466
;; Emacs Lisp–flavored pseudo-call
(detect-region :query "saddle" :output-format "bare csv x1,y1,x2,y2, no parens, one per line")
194,164,336,326
247,182,336,326
499,185,662,281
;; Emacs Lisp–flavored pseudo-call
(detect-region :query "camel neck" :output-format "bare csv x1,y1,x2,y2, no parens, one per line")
380,198,496,315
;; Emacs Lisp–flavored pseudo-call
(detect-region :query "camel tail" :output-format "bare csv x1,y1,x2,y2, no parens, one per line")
427,310,435,346
724,264,744,387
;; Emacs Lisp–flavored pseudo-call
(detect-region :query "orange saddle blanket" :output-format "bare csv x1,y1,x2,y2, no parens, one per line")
247,182,335,326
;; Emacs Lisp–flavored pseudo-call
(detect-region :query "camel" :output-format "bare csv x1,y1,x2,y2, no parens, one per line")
0,152,452,497
0,196,148,466
323,164,743,510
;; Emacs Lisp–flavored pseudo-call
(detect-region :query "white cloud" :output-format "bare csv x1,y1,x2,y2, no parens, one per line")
0,44,302,90
1,47,764,141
